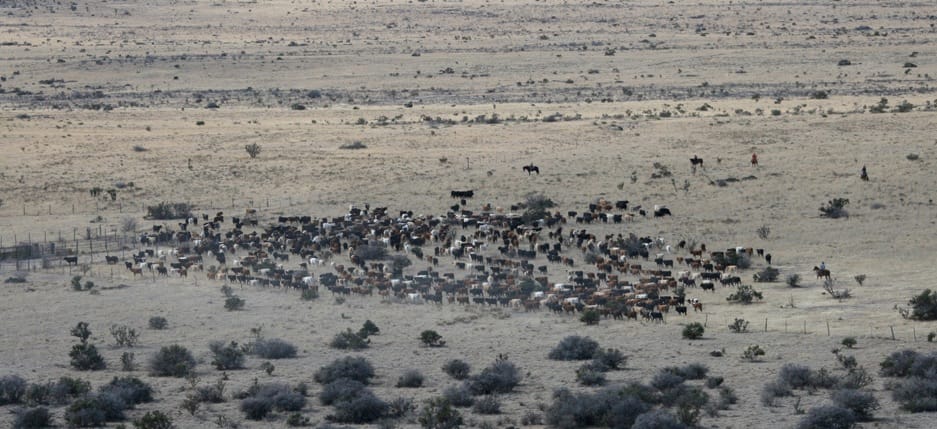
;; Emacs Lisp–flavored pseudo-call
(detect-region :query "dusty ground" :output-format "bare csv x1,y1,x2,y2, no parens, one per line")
1,0,937,427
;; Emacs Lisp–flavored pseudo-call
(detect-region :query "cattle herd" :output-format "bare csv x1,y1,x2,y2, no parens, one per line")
85,190,782,326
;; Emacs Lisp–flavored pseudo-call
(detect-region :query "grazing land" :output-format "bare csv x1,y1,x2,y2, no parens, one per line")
1,0,937,428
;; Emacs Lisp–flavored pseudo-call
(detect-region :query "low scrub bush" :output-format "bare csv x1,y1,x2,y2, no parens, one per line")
331,389,388,423
705,376,724,389
330,329,369,350
110,324,139,347
69,343,106,371
467,358,521,395
419,397,463,429
252,338,298,359
387,396,416,418
891,376,937,412
209,341,246,370
651,371,686,391
580,309,600,325
0,375,27,405
224,295,245,311
99,376,153,406
314,356,375,385
728,318,749,333
761,381,793,406
240,396,273,420
742,344,766,361
133,410,173,429
753,266,779,282
665,363,709,380
26,377,90,405
473,395,501,414
879,349,920,377
359,320,380,338
545,387,651,429
65,393,127,427
682,323,704,339
819,198,850,219
831,389,878,421
442,359,471,380
420,330,445,347
396,369,424,388
593,348,627,370
320,378,366,406
148,316,168,330
726,285,763,304
787,273,802,287
908,289,937,320
632,409,685,429
443,384,474,408
576,364,607,386
194,379,226,403
146,202,193,220
797,405,856,429
548,335,599,360
12,406,53,429
149,344,196,377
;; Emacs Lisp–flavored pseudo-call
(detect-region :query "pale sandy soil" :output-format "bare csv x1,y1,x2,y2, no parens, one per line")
1,0,937,428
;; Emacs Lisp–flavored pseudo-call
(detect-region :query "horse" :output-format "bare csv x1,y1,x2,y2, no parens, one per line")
523,164,540,175
813,267,831,280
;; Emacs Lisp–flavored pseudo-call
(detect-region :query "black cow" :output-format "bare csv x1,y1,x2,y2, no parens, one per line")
523,164,540,175
64,256,78,266
654,207,672,217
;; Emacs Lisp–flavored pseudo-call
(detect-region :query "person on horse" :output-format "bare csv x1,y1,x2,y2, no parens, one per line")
820,261,826,271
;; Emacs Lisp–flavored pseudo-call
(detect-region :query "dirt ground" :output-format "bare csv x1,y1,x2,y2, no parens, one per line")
1,0,937,428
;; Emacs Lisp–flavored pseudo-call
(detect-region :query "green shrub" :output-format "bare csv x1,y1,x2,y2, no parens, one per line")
787,273,802,287
314,356,375,385
133,410,173,429
359,320,380,338
320,378,366,405
472,395,501,414
797,405,856,429
576,365,606,386
0,375,27,405
149,345,196,377
879,349,920,377
240,396,273,420
705,376,724,389
548,335,599,360
209,341,245,370
908,289,937,320
682,323,704,339
442,359,471,380
593,348,627,370
632,409,685,429
651,371,685,391
580,309,600,325
742,345,765,361
252,338,297,359
65,393,126,427
545,387,650,429
146,202,193,220
286,412,310,427
69,343,106,371
466,358,521,395
831,389,878,421
330,329,369,350
12,406,53,429
396,369,424,388
244,143,261,159
442,385,474,408
110,324,139,347
419,397,463,429
99,376,154,406
331,390,388,423
224,295,245,311
148,316,168,330
728,318,749,333
120,352,135,371
891,376,937,412
420,330,445,347
726,285,763,304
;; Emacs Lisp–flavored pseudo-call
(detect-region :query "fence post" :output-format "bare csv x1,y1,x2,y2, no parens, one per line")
913,327,916,342
826,321,830,336
890,326,896,340
764,318,767,333
803,320,807,334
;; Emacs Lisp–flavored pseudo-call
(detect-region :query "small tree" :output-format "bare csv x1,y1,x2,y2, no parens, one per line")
359,320,380,338
110,325,139,347
682,323,705,339
841,337,857,349
728,318,749,333
853,274,866,286
71,322,92,344
420,330,445,347
787,273,802,288
69,344,106,371
224,295,245,311
244,143,261,159
726,285,763,304
908,289,937,320
133,410,173,429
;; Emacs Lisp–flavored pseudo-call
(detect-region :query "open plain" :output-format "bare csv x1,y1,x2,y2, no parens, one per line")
1,0,937,427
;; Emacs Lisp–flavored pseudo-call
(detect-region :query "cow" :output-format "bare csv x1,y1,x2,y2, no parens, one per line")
675,305,687,316
700,280,715,292
64,256,78,266
105,255,119,265
653,206,672,217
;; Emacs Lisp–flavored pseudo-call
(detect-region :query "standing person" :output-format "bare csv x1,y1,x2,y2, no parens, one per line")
751,153,759,167
860,165,869,181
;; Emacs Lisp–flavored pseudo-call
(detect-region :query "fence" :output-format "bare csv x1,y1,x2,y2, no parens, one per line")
699,313,930,343
0,194,306,220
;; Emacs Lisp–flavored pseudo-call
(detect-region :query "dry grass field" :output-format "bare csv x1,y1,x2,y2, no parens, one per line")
1,0,937,428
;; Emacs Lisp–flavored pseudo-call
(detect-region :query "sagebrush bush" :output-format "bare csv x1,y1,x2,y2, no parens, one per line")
65,393,126,427
632,409,685,429
831,389,879,421
149,344,196,377
879,349,920,377
195,379,226,403
99,376,153,406
891,376,937,412
110,324,139,347
133,410,173,429
396,369,424,388
419,397,463,429
0,375,27,405
320,378,366,406
331,390,388,423
240,396,273,420
224,295,245,311
548,335,599,360
467,358,521,395
27,377,90,405
666,363,708,380
148,316,168,330
387,396,416,418
442,359,471,380
209,341,245,370
314,356,375,385
753,266,779,282
593,348,627,370
705,376,724,389
580,309,600,325
682,323,704,339
331,329,369,350
576,365,607,386
545,387,647,429
761,381,793,406
473,395,501,414
145,202,193,220
257,383,307,412
797,405,856,429
359,320,380,337
726,285,763,304
819,198,850,219
420,330,445,347
442,384,474,407
252,338,298,359
12,406,53,429
778,364,813,389
651,371,685,391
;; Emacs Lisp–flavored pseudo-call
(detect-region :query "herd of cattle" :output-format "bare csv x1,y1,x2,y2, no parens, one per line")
81,196,775,323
